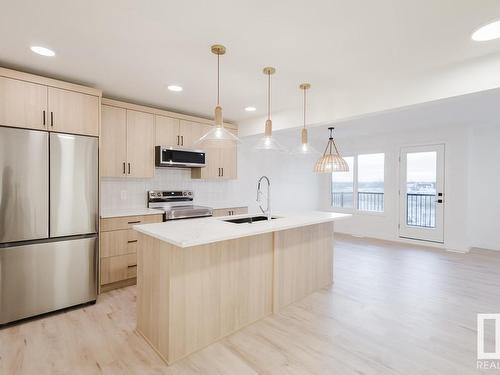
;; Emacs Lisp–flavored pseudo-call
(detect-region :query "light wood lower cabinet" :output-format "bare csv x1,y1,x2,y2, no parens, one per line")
101,253,137,285
212,207,248,217
100,214,162,292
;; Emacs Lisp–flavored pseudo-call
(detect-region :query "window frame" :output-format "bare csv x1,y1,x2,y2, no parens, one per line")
330,153,386,215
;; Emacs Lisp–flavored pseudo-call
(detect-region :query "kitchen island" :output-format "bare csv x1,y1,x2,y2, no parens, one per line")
133,211,350,364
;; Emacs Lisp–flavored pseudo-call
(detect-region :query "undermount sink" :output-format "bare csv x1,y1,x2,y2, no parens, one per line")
223,215,278,224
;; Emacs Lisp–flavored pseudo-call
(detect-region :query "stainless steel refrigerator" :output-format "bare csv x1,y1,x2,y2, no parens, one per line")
0,126,98,324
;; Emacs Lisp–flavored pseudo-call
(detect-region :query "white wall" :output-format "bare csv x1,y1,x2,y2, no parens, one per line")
316,124,471,252
467,123,500,251
101,137,322,214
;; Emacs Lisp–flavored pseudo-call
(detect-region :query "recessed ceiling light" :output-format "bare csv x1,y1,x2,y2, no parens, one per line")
30,46,55,57
472,19,500,41
244,106,257,112
167,85,183,92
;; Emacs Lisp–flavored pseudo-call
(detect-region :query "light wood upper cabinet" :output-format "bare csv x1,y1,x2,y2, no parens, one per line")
155,117,206,148
101,106,154,178
126,110,154,178
179,120,206,148
155,115,179,147
191,127,238,180
0,76,47,130
48,87,99,136
101,105,127,177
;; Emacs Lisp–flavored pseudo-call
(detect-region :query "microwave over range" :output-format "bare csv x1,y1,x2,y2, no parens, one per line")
155,146,206,168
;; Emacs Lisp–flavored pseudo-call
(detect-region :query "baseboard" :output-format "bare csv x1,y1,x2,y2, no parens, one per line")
334,231,469,253
100,278,136,293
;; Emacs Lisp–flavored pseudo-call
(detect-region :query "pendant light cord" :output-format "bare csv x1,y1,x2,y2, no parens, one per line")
217,54,220,106
303,87,306,129
267,72,271,120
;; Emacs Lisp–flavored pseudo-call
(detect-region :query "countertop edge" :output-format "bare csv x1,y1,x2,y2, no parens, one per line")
134,213,351,248
100,209,164,219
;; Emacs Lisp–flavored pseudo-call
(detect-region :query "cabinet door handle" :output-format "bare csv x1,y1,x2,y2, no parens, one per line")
221,167,224,177
127,240,138,243
128,162,131,175
127,264,137,268
218,168,221,177
123,162,126,174
42,110,46,126
50,112,54,127
181,135,184,145
127,220,141,224
177,135,180,145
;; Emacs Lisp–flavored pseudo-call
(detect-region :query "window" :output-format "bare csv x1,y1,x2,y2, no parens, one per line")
357,153,384,212
331,153,385,212
331,156,354,208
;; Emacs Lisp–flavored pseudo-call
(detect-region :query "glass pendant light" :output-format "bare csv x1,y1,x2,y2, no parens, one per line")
294,83,319,156
314,127,349,172
253,67,287,152
196,44,240,147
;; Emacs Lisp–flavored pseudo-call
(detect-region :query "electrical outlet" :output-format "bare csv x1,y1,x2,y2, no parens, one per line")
120,190,127,201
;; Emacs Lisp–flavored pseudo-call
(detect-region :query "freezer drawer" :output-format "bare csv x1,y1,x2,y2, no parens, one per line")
0,236,97,324
0,127,48,243
50,133,98,237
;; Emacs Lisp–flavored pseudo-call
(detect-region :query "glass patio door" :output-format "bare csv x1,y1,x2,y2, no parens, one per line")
399,144,444,243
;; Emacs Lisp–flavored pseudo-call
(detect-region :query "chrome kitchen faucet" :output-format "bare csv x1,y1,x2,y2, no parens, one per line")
256,176,271,220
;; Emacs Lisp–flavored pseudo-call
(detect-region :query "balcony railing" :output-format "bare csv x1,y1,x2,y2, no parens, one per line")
332,192,436,227
406,193,435,228
358,192,384,212
332,191,384,212
332,192,353,208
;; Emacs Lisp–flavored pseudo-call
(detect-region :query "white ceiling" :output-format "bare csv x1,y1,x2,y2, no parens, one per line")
2,0,500,131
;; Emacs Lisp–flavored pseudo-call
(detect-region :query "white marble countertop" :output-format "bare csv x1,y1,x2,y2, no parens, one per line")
133,211,351,248
195,201,248,210
100,208,164,219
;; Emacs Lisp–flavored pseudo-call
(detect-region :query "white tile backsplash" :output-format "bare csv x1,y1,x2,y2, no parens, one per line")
100,167,243,210
101,143,323,213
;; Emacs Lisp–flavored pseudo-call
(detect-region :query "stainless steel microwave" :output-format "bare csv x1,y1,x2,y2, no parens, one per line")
155,146,206,168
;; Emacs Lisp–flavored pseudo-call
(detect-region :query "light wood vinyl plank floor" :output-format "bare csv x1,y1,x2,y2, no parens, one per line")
1,234,500,374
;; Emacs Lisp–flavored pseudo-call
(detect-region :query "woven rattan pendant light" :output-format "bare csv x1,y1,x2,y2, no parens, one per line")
314,127,349,172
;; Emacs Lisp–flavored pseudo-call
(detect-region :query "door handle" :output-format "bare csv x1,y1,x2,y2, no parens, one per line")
127,220,141,224
42,110,46,126
177,135,180,145
127,264,137,268
127,240,138,243
50,112,54,127
123,162,126,174
218,168,221,177
221,167,224,177
181,135,184,146
128,163,131,175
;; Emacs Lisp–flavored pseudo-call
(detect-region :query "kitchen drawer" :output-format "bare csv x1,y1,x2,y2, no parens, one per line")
100,229,139,258
100,214,162,232
212,207,248,217
100,253,137,285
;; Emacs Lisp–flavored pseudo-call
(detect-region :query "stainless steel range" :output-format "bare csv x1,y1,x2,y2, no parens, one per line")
148,190,212,221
